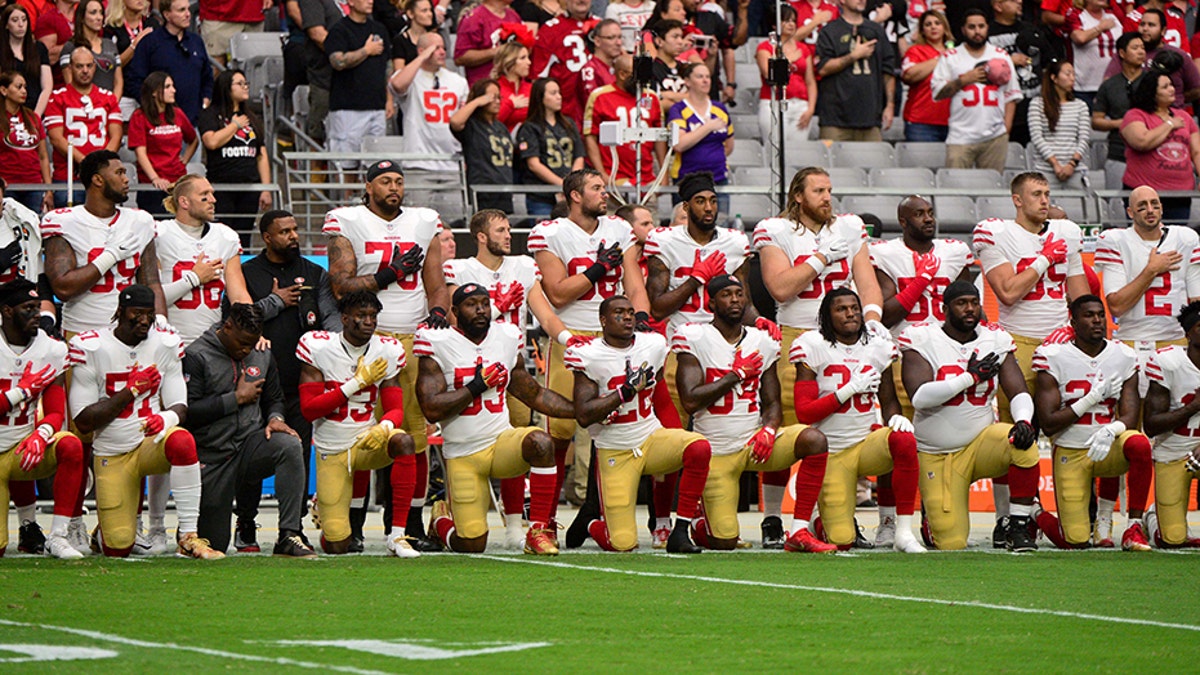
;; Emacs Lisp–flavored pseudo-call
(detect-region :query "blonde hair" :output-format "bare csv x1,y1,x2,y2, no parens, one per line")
162,173,205,215
491,42,528,80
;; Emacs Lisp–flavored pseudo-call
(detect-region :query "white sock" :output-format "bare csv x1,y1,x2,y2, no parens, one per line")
1097,498,1116,521
1010,503,1032,518
505,513,523,529
789,519,809,536
410,498,424,508
16,504,36,525
350,496,365,509
763,485,785,519
51,514,70,537
896,514,914,535
993,483,1011,519
655,517,670,530
169,464,202,534
148,473,169,530
878,505,896,522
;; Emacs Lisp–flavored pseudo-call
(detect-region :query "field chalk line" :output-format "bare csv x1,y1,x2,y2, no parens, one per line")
475,555,1200,633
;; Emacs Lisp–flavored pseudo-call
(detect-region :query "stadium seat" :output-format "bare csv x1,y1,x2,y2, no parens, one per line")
869,167,935,188
728,193,775,224
786,141,831,169
1104,197,1130,228
829,141,896,168
1006,142,1028,169
936,168,1004,190
975,196,1015,221
932,196,978,235
828,167,869,187
729,139,766,167
731,166,773,185
735,65,761,94
1089,140,1109,171
732,114,760,140
361,136,406,153
841,195,901,222
1055,196,1088,223
882,119,905,142
895,142,945,169
1085,169,1105,189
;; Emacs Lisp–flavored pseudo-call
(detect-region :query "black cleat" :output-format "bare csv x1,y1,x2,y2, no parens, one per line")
992,516,1009,549
666,520,702,554
565,499,599,549
234,520,260,553
851,519,875,549
273,531,318,558
406,534,443,552
1006,516,1038,552
761,515,785,549
18,521,46,554
347,535,365,553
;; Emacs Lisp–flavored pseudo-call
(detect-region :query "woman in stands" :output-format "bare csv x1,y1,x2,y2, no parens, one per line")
0,5,51,116
1120,70,1200,225
128,72,197,215
755,5,816,147
516,77,584,218
641,0,701,62
105,0,159,120
1027,60,1090,188
669,62,733,214
450,78,514,213
60,0,122,98
493,41,532,130
900,9,950,142
199,69,270,246
0,71,52,214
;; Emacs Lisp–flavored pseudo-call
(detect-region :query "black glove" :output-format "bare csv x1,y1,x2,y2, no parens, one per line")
38,313,59,339
0,239,22,272
1008,420,1037,450
966,352,1001,383
583,240,623,283
373,244,425,289
617,362,654,403
466,359,488,397
420,306,449,329
635,311,653,333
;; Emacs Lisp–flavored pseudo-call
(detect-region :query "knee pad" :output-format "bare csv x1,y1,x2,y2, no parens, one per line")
887,431,918,466
164,430,198,466
1123,434,1152,462
54,434,84,465
683,439,712,466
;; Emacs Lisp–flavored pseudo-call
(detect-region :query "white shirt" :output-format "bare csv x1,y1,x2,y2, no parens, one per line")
443,256,540,326
1031,340,1137,449
155,219,242,346
869,237,974,337
645,226,750,336
527,216,636,331
564,333,667,450
1072,11,1121,92
1145,345,1200,462
930,44,1022,145
399,67,468,172
1094,226,1200,343
605,0,653,52
0,197,42,284
0,331,67,452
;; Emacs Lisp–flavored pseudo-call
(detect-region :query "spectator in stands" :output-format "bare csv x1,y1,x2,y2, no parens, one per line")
815,0,896,142
1093,32,1144,189
35,0,75,73
199,69,271,243
1103,8,1200,108
900,8,949,142
607,0,654,52
1,5,52,116
680,0,748,102
867,0,910,83
106,0,160,120
395,32,468,173
793,0,839,48
989,0,1058,146
756,6,816,145
1027,60,1090,188
390,0,437,92
1067,0,1120,110
454,0,521,86
45,47,122,205
517,77,585,217
515,0,560,30
281,0,307,133
1120,70,1200,225
493,41,532,130
1038,0,1073,52
60,0,122,98
126,0,214,125
128,72,198,214
651,19,689,110
0,71,52,214
583,53,666,190
640,0,695,60
531,0,599,126
198,0,268,67
299,0,346,146
931,9,1021,171
1121,0,1188,54
325,0,391,173
669,62,732,213
450,78,515,212
579,18,622,113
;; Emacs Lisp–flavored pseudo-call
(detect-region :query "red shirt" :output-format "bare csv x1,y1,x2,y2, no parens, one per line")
1120,108,1200,190
582,84,662,186
790,0,838,47
497,76,531,131
34,4,71,87
127,108,196,183
1123,6,1190,55
0,109,45,184
43,85,122,180
756,41,810,101
199,0,266,23
579,55,616,113
901,43,950,125
532,15,597,126
453,4,522,85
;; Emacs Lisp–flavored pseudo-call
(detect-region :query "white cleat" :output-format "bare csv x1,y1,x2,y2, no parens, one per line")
893,529,927,554
145,527,170,556
66,518,91,556
46,533,84,559
505,524,525,550
1144,506,1160,545
875,515,896,548
386,534,421,559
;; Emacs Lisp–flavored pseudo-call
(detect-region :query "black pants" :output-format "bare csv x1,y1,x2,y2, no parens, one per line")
198,431,306,553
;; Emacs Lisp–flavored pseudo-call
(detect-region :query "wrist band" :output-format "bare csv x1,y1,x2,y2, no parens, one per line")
806,257,826,276
1030,256,1050,276
373,267,398,289
862,303,882,319
556,330,571,346
582,262,607,284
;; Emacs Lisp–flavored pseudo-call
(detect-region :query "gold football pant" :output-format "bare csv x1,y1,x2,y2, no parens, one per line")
546,330,602,441
314,429,403,543
1052,430,1144,545
1154,458,1198,547
820,428,896,546
93,428,188,551
0,431,78,551
701,425,805,541
445,427,541,539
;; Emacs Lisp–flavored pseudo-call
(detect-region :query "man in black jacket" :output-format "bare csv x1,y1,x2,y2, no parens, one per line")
184,303,315,557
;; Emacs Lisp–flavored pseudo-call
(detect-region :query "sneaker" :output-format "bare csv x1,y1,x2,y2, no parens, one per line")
665,521,702,554
760,515,785,550
132,530,153,555
176,533,225,560
67,519,91,556
234,520,261,553
524,524,560,555
1121,522,1151,552
875,515,896,548
651,526,671,549
45,532,84,559
347,535,365,554
18,521,46,554
386,534,421,559
144,527,170,556
1092,517,1115,548
274,533,318,558
851,519,875,549
566,498,600,549
784,528,837,553
1006,516,1038,552
992,516,1009,549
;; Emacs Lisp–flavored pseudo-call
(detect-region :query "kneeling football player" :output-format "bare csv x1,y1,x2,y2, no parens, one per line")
673,275,834,552
792,288,925,553
418,283,576,554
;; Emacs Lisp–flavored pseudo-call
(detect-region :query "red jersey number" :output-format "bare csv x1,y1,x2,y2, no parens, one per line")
823,364,875,413
454,367,505,416
86,247,140,294
1015,256,1067,302
0,378,31,426
934,364,994,406
1063,379,1115,426
172,261,224,310
899,276,951,323
567,256,620,300
1144,273,1173,316
365,241,420,291
796,257,850,300
105,371,155,420
327,383,377,423
704,367,760,415
605,374,653,423
422,91,459,123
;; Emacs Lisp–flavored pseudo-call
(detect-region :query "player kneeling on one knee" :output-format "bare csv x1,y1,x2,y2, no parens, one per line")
417,283,577,555
70,285,221,559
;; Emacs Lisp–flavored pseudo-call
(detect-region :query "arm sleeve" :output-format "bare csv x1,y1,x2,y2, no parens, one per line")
318,271,343,332
68,361,101,422
254,291,285,321
161,275,198,305
158,355,188,410
909,372,976,409
38,382,66,432
794,379,842,424
298,381,348,421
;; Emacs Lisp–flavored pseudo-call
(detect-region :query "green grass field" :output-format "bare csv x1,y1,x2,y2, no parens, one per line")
2,546,1199,673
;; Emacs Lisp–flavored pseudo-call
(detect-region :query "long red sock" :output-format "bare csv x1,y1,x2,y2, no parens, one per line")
390,455,416,531
1123,433,1153,513
762,468,790,487
500,476,525,516
792,452,827,520
887,431,919,516
51,435,86,518
993,474,1009,486
1035,510,1078,549
876,474,895,508
652,471,678,522
10,479,35,508
413,452,429,500
676,440,711,519
691,517,711,548
352,469,371,501
528,466,557,526
588,519,615,551
432,512,455,546
1006,463,1039,500
550,445,569,519
1097,476,1121,502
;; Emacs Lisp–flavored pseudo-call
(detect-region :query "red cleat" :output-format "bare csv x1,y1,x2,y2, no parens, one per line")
1121,523,1151,552
784,528,837,553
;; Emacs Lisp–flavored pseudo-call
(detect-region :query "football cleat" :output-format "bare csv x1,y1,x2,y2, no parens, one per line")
274,533,319,558
426,500,452,548
176,533,225,560
1092,517,1115,548
45,532,84,560
1005,516,1038,552
234,520,261,553
665,520,702,554
132,530,153,555
524,524,560,556
67,518,91,556
784,529,837,553
735,538,753,549
565,499,600,549
893,527,927,554
18,521,46,554
386,534,422,559
919,509,935,548
851,519,875,549
1121,522,1151,552
142,527,170,556
992,516,1009,549
875,515,896,548
651,526,671,549
760,515,785,550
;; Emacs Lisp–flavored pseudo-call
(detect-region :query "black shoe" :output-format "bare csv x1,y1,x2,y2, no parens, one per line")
992,516,1009,549
666,520,702,554
347,535,365,553
18,521,46,554
851,519,875,549
761,515,785,549
234,520,260,553
273,531,318,558
857,498,877,508
406,534,443,552
566,498,600,549
1006,516,1038,552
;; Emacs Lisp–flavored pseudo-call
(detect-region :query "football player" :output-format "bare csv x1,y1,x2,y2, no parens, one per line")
417,283,576,554
0,280,86,558
673,275,834,552
791,288,925,553
68,284,219,558
297,291,422,557
751,166,884,548
899,280,1041,551
1031,295,1153,551
324,160,448,550
566,295,710,553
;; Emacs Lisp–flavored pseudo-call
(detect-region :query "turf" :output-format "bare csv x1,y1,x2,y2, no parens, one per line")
1,548,1198,673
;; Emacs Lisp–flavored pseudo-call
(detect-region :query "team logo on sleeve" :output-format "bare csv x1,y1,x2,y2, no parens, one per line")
246,366,261,377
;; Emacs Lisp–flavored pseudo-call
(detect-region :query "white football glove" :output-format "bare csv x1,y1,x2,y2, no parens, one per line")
816,236,849,264
1070,373,1107,417
1102,374,1126,400
865,319,892,343
837,367,880,402
887,414,914,434
1085,421,1124,463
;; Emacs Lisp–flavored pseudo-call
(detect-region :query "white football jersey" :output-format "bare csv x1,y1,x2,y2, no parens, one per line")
930,45,1023,145
67,328,186,456
752,214,868,330
297,331,407,453
789,330,897,452
669,323,779,455
0,197,42,284
1094,226,1200,343
972,218,1084,339
1031,340,1138,449
870,238,974,337
527,216,637,331
644,226,751,336
1145,346,1200,462
898,322,1016,454
323,204,442,334
42,205,156,333
443,256,540,326
0,332,67,452
413,323,523,459
564,332,667,450
155,219,242,346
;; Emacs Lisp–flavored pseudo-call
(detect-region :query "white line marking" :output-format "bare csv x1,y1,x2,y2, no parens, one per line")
271,639,551,660
474,555,1200,632
0,620,393,675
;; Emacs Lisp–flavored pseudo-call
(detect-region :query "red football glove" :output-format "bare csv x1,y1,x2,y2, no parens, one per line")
143,413,166,437
1040,234,1067,266
755,317,781,341
128,364,161,397
748,426,776,464
16,363,55,400
566,334,594,349
494,282,525,315
730,349,764,381
913,251,940,282
482,362,509,391
1044,325,1075,344
16,427,50,472
688,249,728,286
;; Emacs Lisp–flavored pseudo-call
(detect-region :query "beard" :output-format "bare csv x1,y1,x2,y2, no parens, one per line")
102,183,127,204
485,238,509,257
